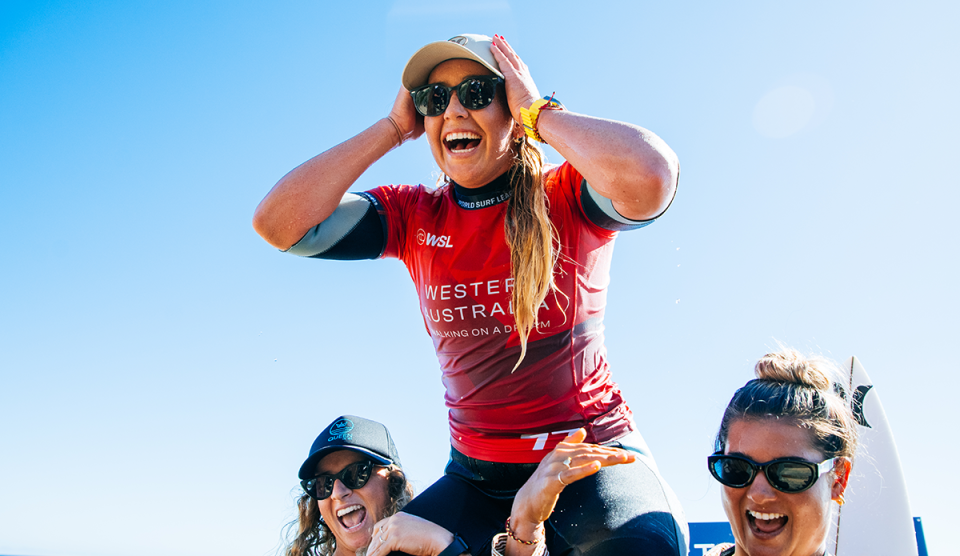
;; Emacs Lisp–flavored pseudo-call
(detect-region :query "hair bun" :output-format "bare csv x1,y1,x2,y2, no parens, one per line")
754,348,832,391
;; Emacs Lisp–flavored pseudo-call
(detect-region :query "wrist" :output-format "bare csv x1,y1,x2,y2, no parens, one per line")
519,94,564,144
436,533,467,556
384,116,405,147
505,516,544,545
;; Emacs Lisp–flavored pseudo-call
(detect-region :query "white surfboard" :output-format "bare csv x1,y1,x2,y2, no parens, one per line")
828,356,917,555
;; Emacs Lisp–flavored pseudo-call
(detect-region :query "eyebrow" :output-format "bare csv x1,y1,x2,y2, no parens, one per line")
429,75,492,86
316,460,359,475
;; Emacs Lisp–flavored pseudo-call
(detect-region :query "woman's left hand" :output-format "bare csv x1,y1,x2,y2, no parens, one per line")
510,429,636,531
365,512,457,556
490,35,541,124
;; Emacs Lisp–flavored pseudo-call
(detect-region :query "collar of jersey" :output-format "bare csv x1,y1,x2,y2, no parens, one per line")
452,171,511,210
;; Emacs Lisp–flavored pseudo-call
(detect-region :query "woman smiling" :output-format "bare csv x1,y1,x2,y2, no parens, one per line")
286,415,415,556
707,350,857,556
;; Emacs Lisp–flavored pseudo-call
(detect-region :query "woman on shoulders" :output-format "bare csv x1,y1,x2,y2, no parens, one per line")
258,33,684,556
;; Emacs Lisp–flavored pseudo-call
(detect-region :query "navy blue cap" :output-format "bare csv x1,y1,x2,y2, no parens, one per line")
298,415,402,480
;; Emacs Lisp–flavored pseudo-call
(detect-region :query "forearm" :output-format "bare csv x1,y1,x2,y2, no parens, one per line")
253,117,402,250
536,109,678,221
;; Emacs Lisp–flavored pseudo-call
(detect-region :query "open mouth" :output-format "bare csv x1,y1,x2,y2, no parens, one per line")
337,504,368,531
444,131,481,153
747,509,787,538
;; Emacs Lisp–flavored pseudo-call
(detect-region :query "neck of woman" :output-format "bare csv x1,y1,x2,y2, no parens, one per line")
452,170,512,210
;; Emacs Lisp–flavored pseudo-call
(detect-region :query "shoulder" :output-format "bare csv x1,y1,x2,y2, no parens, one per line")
542,161,582,191
365,182,438,198
364,182,449,209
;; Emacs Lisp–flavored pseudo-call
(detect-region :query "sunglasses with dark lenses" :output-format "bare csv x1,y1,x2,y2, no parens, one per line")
707,452,838,493
301,459,377,500
410,76,504,117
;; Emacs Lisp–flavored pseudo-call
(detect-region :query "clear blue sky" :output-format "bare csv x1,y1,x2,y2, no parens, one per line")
1,1,957,555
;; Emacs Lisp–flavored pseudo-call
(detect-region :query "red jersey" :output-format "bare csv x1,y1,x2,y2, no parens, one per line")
365,163,636,463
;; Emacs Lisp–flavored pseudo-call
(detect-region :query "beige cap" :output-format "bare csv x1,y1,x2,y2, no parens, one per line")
401,34,503,90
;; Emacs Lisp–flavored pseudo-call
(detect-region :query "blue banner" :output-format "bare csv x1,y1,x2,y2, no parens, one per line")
688,517,927,556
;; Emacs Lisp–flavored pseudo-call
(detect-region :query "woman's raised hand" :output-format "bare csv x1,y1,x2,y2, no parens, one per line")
387,86,424,145
365,512,457,556
510,429,635,529
490,34,541,125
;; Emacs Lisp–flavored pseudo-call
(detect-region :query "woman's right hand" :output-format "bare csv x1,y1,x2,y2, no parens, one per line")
388,86,424,144
253,86,424,249
508,429,635,539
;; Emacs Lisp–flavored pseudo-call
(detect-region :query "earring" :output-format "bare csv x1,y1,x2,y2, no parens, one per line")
835,493,845,506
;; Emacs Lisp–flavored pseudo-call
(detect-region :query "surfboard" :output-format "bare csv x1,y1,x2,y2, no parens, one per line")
828,356,917,555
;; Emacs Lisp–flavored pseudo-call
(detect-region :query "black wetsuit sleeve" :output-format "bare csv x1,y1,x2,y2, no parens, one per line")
579,167,678,231
284,193,386,260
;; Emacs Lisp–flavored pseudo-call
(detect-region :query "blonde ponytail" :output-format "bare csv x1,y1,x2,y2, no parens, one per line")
505,137,560,371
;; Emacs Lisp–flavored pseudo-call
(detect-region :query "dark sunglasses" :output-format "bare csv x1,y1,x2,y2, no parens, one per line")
708,452,838,493
410,75,504,117
301,459,378,500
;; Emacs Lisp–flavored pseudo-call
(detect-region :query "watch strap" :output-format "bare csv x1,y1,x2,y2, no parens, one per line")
520,95,563,143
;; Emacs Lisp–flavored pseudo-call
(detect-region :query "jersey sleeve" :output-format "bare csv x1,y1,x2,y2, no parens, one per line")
545,162,613,238
362,184,426,261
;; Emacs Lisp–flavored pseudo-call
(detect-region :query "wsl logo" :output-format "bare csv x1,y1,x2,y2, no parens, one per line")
327,418,354,442
417,228,454,249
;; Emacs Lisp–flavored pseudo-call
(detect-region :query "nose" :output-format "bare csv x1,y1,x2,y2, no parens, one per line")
746,471,778,504
444,90,469,119
330,478,352,500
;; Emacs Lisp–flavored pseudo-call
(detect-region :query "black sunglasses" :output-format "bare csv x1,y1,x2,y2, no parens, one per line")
707,452,838,493
301,459,378,500
410,75,504,117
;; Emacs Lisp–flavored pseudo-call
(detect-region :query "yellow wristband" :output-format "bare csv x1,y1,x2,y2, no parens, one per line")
520,95,563,143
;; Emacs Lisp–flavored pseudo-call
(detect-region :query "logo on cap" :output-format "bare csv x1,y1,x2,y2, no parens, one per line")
327,417,354,442
448,36,468,46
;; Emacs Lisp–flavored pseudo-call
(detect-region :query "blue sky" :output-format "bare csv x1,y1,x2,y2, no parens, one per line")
1,1,957,555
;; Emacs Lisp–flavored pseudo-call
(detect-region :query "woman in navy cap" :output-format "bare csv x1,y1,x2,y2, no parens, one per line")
259,33,685,556
286,415,418,556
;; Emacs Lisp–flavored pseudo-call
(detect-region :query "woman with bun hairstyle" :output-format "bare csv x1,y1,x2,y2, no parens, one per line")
257,34,684,556
706,349,857,556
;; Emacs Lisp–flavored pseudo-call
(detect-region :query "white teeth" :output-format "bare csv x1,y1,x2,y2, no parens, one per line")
444,131,481,142
748,510,785,521
337,504,363,517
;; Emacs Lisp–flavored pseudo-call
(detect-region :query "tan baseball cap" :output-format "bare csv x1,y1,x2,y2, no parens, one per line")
401,34,504,91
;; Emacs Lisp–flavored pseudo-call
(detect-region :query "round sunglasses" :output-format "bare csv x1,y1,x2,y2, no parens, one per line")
410,75,504,117
707,452,839,493
301,459,380,500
